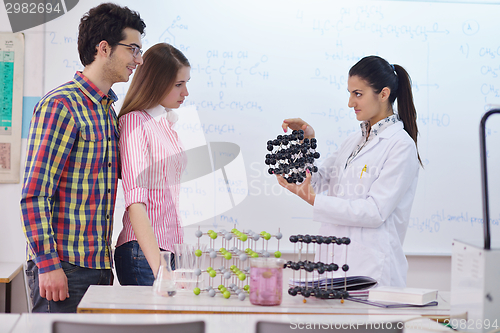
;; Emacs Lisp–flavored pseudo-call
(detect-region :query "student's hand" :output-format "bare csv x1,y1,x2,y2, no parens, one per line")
281,118,315,139
39,268,69,302
276,169,316,206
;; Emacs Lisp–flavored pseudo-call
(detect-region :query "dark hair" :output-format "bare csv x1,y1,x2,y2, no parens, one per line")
119,43,190,118
349,55,422,166
78,3,146,66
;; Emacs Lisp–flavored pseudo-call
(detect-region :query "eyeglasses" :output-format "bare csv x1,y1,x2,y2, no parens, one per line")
116,43,143,58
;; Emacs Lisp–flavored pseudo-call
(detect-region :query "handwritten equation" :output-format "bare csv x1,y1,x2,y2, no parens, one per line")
409,209,500,234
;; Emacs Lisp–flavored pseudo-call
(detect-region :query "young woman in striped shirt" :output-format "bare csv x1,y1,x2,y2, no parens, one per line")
114,43,190,285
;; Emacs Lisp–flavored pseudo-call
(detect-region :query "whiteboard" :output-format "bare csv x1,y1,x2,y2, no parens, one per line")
41,0,500,254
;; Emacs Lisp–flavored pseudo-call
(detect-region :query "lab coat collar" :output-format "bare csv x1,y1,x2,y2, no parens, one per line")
355,121,404,159
378,120,404,139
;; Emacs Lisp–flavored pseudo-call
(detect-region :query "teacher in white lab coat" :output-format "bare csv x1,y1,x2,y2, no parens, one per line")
278,55,422,287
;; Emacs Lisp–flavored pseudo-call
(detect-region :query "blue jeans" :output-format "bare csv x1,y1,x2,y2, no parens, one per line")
114,241,175,286
26,260,112,313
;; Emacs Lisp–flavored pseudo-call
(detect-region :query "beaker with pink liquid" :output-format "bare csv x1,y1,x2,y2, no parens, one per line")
249,258,286,306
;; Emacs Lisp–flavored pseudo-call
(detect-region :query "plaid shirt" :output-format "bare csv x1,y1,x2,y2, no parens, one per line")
20,72,119,274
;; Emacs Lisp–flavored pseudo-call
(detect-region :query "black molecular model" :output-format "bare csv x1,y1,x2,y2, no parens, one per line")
285,234,351,300
265,130,320,184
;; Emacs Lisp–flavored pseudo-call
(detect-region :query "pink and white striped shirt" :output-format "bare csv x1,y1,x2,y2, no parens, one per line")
116,105,186,252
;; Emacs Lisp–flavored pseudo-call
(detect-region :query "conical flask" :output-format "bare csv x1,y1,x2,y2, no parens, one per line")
153,252,177,297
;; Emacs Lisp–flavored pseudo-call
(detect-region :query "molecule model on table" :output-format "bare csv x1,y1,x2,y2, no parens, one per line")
286,234,351,300
192,227,283,301
265,129,320,184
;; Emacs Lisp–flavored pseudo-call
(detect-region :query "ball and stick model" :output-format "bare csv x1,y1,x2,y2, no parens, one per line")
286,234,351,301
192,227,283,300
265,130,320,184
190,228,353,303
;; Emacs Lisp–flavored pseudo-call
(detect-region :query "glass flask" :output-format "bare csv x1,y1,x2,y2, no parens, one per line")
173,243,207,290
153,251,177,297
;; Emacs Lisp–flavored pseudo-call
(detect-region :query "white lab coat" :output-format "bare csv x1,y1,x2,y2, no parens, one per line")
311,121,419,287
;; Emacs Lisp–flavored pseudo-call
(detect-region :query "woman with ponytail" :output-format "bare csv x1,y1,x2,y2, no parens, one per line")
278,56,420,287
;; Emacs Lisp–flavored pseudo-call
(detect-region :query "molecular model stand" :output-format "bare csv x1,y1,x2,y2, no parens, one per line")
285,234,351,301
192,226,282,300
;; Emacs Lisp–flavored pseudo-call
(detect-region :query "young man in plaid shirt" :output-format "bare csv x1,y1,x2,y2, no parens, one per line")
20,3,145,313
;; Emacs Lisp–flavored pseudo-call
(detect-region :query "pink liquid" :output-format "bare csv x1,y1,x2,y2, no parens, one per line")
249,267,283,306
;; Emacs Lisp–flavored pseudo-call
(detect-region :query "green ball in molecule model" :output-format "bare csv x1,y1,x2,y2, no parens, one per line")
243,285,250,291
224,252,232,260
251,252,259,258
209,270,217,278
210,232,218,239
238,273,246,281
223,290,231,299
264,233,271,240
218,284,225,290
193,287,200,295
274,251,282,258
240,234,248,241
195,249,202,257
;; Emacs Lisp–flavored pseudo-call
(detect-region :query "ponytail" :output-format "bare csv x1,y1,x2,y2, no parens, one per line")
393,65,422,166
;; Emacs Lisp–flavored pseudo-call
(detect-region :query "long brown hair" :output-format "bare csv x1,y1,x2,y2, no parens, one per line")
349,56,422,166
119,43,190,118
